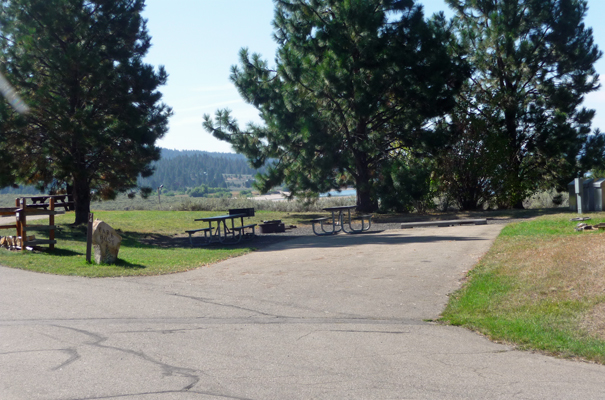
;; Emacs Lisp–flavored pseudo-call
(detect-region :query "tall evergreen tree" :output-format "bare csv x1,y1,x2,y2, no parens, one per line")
444,0,602,209
0,0,171,224
203,0,467,212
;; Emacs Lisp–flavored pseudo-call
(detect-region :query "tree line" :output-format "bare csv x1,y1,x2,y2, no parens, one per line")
0,0,604,223
204,0,605,212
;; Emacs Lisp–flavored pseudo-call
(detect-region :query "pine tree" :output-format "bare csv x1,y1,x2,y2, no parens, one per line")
0,0,171,223
204,0,467,212
445,0,602,209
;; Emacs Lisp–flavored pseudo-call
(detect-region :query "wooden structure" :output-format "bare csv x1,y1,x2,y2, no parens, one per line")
0,196,67,251
22,194,73,211
188,208,256,245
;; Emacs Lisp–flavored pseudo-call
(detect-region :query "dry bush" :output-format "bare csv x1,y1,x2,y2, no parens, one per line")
171,196,355,212
523,189,569,209
84,192,355,212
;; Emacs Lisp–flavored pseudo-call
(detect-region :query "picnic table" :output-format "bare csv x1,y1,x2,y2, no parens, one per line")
186,208,256,245
311,205,372,236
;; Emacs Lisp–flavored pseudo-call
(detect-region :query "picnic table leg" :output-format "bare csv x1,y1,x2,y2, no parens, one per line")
198,222,213,246
326,211,341,234
312,221,329,235
320,213,337,234
341,210,350,233
204,222,211,244
341,210,372,234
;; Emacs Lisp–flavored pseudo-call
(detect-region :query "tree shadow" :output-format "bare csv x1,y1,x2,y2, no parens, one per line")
44,248,83,257
111,258,146,270
256,231,495,253
373,207,572,224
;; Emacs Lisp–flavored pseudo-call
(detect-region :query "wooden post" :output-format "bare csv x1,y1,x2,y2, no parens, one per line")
14,198,21,240
19,198,26,252
49,198,55,251
86,213,93,263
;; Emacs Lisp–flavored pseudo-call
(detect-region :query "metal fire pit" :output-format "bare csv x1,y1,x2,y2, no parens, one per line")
259,220,286,234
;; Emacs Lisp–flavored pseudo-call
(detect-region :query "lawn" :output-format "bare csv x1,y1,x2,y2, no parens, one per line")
0,210,319,277
441,212,605,363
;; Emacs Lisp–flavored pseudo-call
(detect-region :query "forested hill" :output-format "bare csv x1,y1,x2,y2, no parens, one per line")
160,148,248,161
0,149,261,194
137,149,261,191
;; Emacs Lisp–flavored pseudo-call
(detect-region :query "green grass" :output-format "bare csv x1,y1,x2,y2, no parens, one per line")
0,211,267,277
441,212,605,363
0,209,335,277
498,213,602,237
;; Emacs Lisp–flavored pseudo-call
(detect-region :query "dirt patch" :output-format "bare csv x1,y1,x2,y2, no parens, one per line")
489,232,605,305
581,303,605,340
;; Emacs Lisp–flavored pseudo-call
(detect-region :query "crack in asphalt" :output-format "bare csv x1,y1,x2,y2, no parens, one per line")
52,325,202,393
0,347,81,371
168,292,289,318
51,348,81,371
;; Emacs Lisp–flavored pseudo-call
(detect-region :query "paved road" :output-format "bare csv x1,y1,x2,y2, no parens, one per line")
1,225,604,399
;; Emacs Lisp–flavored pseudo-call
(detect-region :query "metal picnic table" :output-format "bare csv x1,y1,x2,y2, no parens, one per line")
311,205,372,236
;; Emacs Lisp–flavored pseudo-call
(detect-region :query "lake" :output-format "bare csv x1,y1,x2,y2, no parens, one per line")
320,188,356,197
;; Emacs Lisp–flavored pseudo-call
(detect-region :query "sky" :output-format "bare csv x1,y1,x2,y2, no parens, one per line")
142,0,605,154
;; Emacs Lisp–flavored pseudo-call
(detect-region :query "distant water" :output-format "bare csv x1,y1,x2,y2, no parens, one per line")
320,188,356,197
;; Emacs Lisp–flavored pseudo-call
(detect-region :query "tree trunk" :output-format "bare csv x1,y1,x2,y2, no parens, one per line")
503,108,526,209
72,176,91,225
354,155,378,213
513,199,524,209
356,187,376,213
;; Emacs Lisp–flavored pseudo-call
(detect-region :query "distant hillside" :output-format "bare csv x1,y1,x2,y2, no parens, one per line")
138,149,262,191
160,148,247,161
0,148,263,195
0,185,40,195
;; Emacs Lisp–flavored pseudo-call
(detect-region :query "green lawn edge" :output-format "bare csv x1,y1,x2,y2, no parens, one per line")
440,213,605,364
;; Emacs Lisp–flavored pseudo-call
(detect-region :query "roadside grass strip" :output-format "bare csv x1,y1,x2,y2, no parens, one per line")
441,213,605,364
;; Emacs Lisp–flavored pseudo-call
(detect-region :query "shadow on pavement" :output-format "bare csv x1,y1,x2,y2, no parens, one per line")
255,231,493,252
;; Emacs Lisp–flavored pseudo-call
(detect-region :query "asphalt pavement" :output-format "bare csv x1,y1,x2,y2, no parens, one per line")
1,224,605,399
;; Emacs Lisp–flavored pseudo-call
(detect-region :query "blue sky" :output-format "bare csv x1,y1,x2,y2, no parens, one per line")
143,0,605,153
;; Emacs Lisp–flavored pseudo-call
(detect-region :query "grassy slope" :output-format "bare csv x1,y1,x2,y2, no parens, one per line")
441,213,605,363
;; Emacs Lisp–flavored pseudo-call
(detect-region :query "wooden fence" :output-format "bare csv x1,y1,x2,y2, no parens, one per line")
0,195,72,251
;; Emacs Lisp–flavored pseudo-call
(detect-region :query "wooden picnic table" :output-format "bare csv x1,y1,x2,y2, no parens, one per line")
186,211,256,245
311,205,372,236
